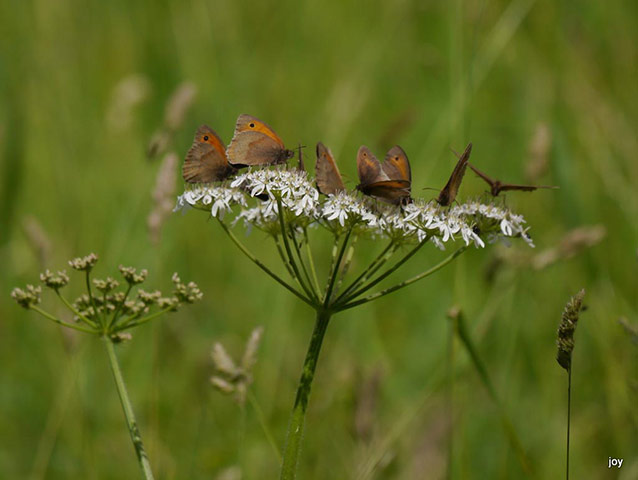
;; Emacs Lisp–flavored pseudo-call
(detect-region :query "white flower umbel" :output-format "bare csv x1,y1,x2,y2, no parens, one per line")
174,167,537,479
175,170,533,249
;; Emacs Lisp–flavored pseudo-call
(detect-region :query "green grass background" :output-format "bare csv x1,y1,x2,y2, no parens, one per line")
1,0,636,478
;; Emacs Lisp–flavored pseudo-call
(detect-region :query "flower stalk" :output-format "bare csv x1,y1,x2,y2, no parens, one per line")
104,336,155,480
11,254,203,479
176,168,535,478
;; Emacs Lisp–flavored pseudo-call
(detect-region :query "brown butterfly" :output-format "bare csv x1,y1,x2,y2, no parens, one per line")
356,145,411,205
227,114,295,167
469,163,558,196
182,125,237,183
315,142,346,195
436,142,472,206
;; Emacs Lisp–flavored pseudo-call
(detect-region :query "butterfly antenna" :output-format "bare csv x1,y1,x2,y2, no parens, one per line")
296,143,305,172
449,147,461,158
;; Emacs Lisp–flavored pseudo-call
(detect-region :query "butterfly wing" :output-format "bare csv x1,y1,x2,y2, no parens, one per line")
382,145,411,183
437,142,472,206
315,142,345,195
227,114,294,167
357,145,389,186
360,180,411,205
234,114,286,146
182,125,236,183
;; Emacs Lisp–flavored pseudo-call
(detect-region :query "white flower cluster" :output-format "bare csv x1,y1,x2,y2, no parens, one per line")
174,169,533,249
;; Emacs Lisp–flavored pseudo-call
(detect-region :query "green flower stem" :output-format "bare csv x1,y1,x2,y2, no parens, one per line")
114,307,176,331
217,219,314,308
452,309,533,476
288,225,320,301
566,366,571,480
335,233,358,293
30,306,96,334
276,199,317,302
280,310,331,480
109,283,133,329
275,236,298,280
303,228,321,295
336,245,465,311
54,292,99,329
336,240,428,307
102,337,155,480
85,270,100,325
335,240,396,303
323,229,353,306
322,235,341,298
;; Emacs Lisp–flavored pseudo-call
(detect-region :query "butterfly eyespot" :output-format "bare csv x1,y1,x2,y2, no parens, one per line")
249,123,255,128
203,136,209,141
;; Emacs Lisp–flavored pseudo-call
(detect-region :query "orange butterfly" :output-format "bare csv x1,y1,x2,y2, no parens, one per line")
356,145,411,205
436,143,472,206
315,142,346,195
182,125,236,183
468,163,558,196
227,114,295,167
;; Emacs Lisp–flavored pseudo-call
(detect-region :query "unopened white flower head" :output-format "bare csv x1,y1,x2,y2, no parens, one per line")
175,169,534,249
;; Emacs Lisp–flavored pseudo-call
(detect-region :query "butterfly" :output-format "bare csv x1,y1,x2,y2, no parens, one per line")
315,142,346,195
227,114,295,167
182,125,237,183
436,142,472,206
468,163,558,196
356,145,411,205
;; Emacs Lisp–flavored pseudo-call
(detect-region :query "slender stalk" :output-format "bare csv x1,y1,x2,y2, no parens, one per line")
217,219,314,308
335,233,358,293
338,241,426,305
303,228,321,295
103,337,155,480
275,236,297,280
337,245,465,311
248,390,282,463
276,198,317,301
289,225,319,301
55,292,98,329
566,366,571,480
446,314,455,479
109,283,133,329
453,310,533,476
30,306,96,334
335,241,395,303
322,235,341,299
114,307,176,331
85,270,100,326
323,229,352,306
280,310,331,480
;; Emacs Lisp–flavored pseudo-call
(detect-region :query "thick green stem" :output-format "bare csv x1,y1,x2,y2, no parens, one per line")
103,337,155,480
280,310,331,480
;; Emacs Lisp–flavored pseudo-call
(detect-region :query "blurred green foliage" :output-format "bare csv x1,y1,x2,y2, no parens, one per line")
1,0,636,478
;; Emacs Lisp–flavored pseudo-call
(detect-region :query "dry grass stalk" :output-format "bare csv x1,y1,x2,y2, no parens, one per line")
147,152,177,245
